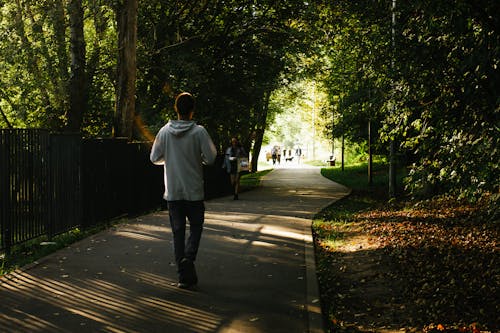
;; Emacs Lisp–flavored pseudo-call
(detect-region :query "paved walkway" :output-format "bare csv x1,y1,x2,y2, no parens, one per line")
0,167,350,333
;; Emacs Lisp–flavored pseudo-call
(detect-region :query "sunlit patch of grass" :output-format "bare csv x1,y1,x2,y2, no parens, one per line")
316,194,379,222
240,169,273,188
314,162,390,246
313,220,348,249
313,191,380,254
321,162,408,198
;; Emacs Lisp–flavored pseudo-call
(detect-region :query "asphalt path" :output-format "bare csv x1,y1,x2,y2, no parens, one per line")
0,166,350,333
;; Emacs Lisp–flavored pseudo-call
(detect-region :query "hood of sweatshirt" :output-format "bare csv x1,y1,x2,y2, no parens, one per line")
166,120,196,136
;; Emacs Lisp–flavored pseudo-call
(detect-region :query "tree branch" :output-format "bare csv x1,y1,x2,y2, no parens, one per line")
0,105,13,129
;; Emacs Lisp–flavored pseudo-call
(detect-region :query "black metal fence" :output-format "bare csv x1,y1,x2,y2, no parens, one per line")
1,129,232,253
1,130,50,251
80,138,166,227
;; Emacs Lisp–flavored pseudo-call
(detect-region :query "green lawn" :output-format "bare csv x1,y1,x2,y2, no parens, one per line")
240,168,273,188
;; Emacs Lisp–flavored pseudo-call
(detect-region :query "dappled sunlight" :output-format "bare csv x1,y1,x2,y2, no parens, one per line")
122,270,175,290
114,222,170,242
0,270,222,332
249,240,278,248
0,310,66,333
220,234,250,245
204,212,308,252
331,235,380,253
0,168,347,332
205,211,262,224
114,230,165,242
260,225,306,242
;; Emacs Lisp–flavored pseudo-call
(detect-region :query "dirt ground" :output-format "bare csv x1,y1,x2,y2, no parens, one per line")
315,198,499,333
317,223,412,332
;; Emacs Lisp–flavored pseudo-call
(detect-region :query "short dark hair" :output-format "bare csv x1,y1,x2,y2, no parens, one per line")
175,92,195,115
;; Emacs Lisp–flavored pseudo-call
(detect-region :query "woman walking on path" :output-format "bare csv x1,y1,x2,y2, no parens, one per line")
223,137,247,200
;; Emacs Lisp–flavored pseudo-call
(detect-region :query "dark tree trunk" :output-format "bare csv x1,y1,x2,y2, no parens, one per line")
114,0,138,140
251,91,271,172
67,0,87,132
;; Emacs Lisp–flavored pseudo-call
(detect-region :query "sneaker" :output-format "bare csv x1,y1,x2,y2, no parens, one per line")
177,281,197,290
233,194,239,200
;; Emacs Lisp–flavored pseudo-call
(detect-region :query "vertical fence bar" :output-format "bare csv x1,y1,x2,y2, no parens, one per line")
48,133,82,237
0,130,12,252
127,141,164,216
10,130,18,249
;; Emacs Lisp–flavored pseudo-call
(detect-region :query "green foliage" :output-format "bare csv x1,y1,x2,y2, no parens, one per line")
319,0,499,200
0,218,128,276
1,227,82,275
0,1,117,132
389,1,500,199
135,0,319,150
0,0,497,200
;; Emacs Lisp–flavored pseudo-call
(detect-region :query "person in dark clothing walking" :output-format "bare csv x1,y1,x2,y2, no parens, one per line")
150,92,217,289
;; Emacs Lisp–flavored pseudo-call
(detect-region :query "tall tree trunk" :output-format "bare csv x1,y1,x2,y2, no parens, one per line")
67,0,87,132
53,0,70,97
251,91,271,172
114,0,138,140
368,118,373,185
388,0,397,197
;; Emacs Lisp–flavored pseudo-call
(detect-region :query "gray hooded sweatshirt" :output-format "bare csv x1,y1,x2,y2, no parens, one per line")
150,120,217,201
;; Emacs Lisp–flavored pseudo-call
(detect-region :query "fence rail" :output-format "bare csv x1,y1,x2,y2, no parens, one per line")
1,129,232,253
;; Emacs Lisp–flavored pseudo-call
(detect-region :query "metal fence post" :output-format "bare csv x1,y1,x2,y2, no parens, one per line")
0,130,12,253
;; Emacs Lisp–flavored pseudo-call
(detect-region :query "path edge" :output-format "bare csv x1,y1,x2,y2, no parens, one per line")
305,185,352,333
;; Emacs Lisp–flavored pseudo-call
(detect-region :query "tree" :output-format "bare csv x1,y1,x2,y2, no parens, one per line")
318,0,499,199
0,0,115,133
67,0,87,132
135,0,319,157
113,0,138,139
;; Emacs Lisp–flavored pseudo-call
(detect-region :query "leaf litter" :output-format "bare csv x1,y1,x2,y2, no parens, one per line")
315,195,499,332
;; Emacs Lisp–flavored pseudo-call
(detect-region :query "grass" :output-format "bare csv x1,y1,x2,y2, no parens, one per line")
0,220,124,277
320,162,394,192
314,162,396,228
313,163,388,252
240,168,273,188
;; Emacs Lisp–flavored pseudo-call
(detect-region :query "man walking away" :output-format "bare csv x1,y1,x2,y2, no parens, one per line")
150,92,217,289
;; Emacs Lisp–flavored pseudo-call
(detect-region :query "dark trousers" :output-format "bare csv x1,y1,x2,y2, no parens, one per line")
167,200,205,266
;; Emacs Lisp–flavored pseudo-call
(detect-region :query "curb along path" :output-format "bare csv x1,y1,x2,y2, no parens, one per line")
0,167,350,333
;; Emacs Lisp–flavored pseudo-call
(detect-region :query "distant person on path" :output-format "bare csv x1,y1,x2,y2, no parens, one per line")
223,137,247,200
271,146,277,165
150,92,217,289
296,147,302,164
